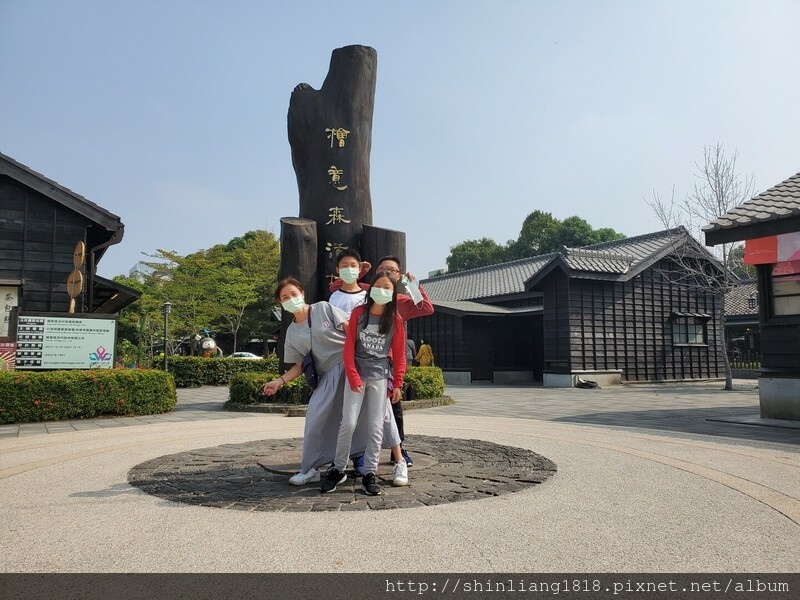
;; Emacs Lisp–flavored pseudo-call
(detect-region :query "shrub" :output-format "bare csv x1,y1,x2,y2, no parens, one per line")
224,365,445,409
227,372,309,406
403,366,445,399
163,355,280,388
0,369,176,424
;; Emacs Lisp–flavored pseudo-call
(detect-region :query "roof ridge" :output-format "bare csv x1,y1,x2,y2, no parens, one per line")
425,251,559,281
0,151,122,222
565,247,634,262
582,226,686,251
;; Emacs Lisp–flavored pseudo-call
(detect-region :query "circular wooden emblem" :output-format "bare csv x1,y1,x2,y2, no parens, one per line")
66,269,83,298
73,241,86,269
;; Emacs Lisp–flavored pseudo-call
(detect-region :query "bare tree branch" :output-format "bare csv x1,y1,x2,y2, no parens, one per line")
646,143,754,390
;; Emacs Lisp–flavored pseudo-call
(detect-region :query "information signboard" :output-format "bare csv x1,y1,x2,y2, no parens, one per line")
15,314,117,370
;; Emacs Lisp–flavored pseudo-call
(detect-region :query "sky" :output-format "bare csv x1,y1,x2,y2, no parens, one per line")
2,1,800,280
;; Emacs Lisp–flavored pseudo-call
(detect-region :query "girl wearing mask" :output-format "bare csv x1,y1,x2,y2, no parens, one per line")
322,271,407,496
262,277,402,486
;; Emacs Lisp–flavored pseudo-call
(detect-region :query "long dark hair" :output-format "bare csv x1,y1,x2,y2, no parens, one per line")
362,271,398,335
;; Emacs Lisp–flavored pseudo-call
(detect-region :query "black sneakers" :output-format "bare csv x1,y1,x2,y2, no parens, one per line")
321,468,346,493
361,473,381,496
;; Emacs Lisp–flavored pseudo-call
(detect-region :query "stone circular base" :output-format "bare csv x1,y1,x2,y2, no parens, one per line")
128,435,557,512
258,447,439,477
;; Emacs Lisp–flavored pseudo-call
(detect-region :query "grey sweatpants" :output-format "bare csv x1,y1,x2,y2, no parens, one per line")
300,365,399,473
333,378,387,475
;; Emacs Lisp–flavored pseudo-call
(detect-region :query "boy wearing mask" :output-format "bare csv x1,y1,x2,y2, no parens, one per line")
329,248,368,315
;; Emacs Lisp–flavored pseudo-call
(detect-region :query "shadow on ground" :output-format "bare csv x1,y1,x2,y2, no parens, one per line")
554,406,800,447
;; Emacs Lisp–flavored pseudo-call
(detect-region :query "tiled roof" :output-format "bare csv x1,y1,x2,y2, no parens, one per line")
561,248,633,274
432,300,542,315
579,227,690,269
703,172,800,234
422,254,556,301
725,280,758,317
422,228,695,301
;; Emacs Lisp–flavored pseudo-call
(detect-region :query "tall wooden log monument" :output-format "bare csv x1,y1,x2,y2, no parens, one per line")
278,45,406,361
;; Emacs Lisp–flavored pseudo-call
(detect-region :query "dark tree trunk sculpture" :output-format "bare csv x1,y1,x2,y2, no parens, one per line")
287,45,376,298
280,44,407,366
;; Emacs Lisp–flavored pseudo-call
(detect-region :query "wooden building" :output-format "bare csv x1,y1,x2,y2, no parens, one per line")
410,228,728,386
725,280,760,363
0,152,139,343
704,171,800,420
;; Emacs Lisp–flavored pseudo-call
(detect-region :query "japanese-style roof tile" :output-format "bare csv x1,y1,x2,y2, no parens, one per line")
725,280,759,317
703,172,800,234
422,228,700,302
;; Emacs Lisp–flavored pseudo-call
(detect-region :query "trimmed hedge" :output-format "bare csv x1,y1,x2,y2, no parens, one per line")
0,369,177,424
404,366,445,399
227,372,309,406
162,355,280,388
225,366,445,408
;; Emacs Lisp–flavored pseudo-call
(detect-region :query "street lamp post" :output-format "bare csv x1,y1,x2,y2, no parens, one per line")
161,300,172,372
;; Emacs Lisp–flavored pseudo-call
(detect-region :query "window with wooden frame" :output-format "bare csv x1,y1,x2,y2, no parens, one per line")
671,313,709,345
772,261,800,316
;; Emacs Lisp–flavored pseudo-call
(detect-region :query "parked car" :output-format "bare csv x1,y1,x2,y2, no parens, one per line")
230,351,262,360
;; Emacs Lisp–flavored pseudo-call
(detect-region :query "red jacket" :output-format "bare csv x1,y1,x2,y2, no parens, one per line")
330,278,434,321
344,305,406,390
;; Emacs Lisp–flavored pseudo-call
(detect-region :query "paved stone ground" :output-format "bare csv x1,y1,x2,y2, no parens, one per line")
3,379,800,572
127,435,556,512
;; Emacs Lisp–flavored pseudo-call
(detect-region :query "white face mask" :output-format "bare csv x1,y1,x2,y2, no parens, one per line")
339,266,359,284
281,295,305,314
370,287,393,305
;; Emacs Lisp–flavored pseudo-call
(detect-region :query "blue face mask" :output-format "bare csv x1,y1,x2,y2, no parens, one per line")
281,295,305,314
370,287,393,305
339,266,360,284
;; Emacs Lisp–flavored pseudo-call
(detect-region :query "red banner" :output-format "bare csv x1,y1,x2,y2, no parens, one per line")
744,236,777,264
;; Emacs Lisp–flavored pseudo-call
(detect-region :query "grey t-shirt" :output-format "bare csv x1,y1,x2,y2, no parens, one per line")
354,311,395,381
284,302,348,375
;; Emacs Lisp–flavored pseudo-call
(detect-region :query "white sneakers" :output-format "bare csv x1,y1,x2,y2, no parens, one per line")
290,464,408,487
288,468,320,486
392,461,408,486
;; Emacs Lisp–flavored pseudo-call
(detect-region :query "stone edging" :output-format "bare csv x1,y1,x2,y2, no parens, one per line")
225,396,454,416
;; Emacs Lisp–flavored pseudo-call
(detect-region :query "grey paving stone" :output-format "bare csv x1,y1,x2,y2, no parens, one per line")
128,435,557,512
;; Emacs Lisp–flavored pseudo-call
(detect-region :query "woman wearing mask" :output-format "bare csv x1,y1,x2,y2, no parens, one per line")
262,277,402,486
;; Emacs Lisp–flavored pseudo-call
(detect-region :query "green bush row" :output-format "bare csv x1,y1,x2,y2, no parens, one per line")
160,355,280,388
225,366,445,407
0,370,177,425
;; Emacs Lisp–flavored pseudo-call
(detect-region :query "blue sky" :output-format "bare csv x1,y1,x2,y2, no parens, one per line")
2,1,800,280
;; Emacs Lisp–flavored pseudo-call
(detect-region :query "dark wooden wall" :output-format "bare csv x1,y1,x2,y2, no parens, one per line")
408,312,542,378
566,261,724,382
0,177,88,314
757,265,800,376
541,269,571,374
407,311,467,370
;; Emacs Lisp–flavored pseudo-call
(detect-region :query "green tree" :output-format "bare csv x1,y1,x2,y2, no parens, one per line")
506,210,560,259
729,243,755,280
227,230,281,352
115,230,281,358
446,237,508,273
445,212,625,271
